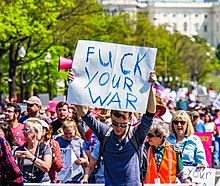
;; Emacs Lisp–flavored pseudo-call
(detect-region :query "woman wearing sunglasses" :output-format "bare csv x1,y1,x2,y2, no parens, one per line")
167,110,208,168
14,118,52,183
145,119,191,184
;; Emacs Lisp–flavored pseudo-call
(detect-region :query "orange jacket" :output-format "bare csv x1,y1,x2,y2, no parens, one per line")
145,141,177,184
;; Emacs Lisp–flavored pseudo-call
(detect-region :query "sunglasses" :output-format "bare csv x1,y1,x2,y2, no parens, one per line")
173,120,186,126
112,121,128,128
27,103,36,107
22,128,35,133
147,133,157,138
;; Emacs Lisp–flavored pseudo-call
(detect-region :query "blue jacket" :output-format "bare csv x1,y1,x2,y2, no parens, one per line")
167,134,208,167
82,110,154,186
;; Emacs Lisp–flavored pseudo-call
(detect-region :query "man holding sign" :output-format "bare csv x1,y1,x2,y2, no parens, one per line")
69,71,156,186
67,40,157,185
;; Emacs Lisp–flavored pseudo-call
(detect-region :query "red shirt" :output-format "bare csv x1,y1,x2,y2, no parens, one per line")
11,123,26,146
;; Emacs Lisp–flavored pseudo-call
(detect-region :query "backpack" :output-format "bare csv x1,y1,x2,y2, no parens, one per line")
101,126,149,186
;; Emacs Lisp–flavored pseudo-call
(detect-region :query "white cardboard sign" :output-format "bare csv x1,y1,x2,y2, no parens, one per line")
57,148,84,183
67,40,157,113
183,166,216,186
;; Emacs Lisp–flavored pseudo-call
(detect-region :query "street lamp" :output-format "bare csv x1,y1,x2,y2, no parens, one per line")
18,46,26,102
45,51,51,100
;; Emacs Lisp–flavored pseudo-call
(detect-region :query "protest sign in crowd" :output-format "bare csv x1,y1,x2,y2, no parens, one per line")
0,41,218,186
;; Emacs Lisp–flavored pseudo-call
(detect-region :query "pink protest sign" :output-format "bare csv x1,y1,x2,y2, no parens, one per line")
194,132,213,168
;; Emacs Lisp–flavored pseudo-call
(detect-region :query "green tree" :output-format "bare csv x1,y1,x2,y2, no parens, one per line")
0,0,107,100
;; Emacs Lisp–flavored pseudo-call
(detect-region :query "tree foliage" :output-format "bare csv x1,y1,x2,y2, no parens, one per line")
0,0,219,102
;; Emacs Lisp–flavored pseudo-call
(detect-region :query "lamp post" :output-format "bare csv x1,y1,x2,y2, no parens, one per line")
45,51,51,100
18,46,26,102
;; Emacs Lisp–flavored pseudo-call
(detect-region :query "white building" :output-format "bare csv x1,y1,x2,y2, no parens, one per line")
100,0,220,47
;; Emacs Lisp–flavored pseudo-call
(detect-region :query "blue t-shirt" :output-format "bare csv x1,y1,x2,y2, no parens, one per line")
195,119,206,132
56,136,86,158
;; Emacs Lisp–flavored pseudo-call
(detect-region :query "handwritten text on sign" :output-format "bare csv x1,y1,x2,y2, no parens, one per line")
57,148,74,182
183,166,216,186
57,148,83,183
67,40,157,113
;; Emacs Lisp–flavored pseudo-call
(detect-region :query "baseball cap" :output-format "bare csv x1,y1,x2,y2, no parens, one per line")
24,96,42,106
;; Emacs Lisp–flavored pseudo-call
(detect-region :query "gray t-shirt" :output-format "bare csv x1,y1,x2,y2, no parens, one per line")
15,142,52,183
56,136,86,158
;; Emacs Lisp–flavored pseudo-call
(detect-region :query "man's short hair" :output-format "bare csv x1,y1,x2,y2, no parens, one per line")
111,110,132,120
56,101,69,111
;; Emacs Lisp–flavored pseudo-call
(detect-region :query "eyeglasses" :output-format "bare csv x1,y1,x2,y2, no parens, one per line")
5,110,15,113
112,121,128,128
147,133,157,138
22,128,35,133
173,120,186,126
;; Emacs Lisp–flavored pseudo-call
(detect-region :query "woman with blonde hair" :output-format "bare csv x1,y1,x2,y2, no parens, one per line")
167,110,208,168
14,118,52,183
56,120,88,183
39,119,62,183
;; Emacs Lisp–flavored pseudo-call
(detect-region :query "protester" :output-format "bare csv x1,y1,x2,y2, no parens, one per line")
0,123,18,152
56,120,88,183
68,104,87,141
176,97,188,111
18,96,52,124
204,113,215,134
39,119,62,183
4,102,26,146
212,108,220,167
14,118,52,183
154,95,166,120
51,101,69,134
74,71,156,185
0,136,24,185
191,110,205,132
81,140,104,184
167,110,208,168
145,119,191,184
48,109,57,122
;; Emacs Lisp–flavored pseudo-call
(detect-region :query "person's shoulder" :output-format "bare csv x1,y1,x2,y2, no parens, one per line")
18,114,29,122
55,135,62,141
39,114,52,123
16,123,24,129
51,119,61,125
166,135,176,142
15,144,25,151
74,136,85,143
187,134,201,142
0,136,7,144
169,143,181,154
50,139,59,145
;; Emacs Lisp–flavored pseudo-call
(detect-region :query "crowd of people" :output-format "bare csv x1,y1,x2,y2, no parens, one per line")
0,71,219,185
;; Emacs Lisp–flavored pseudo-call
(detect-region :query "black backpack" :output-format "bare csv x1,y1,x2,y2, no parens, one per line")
101,126,149,186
